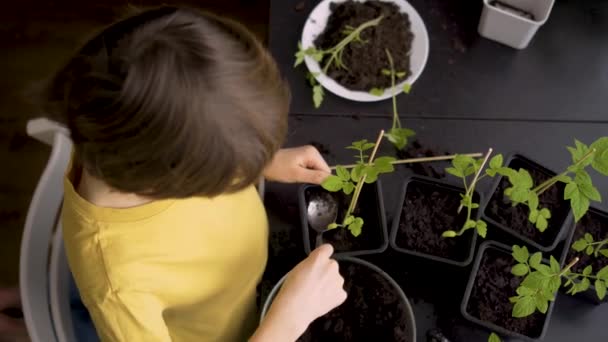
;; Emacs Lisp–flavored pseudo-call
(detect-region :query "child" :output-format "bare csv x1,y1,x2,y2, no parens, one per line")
42,6,346,341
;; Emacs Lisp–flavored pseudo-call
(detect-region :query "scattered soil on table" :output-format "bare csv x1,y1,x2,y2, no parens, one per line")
467,247,546,338
566,210,608,276
485,157,570,248
305,184,384,253
314,0,413,91
298,261,412,342
395,180,475,262
397,140,449,179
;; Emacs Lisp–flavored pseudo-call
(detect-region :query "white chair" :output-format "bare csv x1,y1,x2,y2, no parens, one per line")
19,118,266,341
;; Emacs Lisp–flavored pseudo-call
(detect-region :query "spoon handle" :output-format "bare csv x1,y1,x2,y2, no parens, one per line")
315,232,324,248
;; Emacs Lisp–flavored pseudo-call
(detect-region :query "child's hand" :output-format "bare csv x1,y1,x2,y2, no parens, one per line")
263,146,331,184
0,287,26,338
252,245,346,341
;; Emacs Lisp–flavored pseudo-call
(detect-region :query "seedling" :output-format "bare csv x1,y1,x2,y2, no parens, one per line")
486,137,608,231
442,149,494,239
572,233,608,258
369,49,415,150
488,332,501,342
509,245,608,318
321,131,395,236
295,16,383,108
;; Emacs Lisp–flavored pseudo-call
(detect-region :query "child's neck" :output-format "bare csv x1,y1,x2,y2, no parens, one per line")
77,168,153,209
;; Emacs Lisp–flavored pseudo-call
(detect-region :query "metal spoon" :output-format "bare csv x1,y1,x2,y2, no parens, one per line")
306,191,338,248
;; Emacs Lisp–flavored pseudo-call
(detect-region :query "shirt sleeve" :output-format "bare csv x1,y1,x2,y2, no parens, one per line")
86,290,172,342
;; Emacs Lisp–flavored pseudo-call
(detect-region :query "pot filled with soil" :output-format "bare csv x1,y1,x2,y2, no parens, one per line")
299,182,388,257
462,241,556,341
298,0,429,104
482,154,572,252
561,207,608,305
390,176,480,267
261,256,416,342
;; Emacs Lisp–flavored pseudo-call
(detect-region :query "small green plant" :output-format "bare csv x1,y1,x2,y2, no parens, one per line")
295,16,383,108
487,137,608,231
488,332,501,342
368,49,415,150
442,151,493,239
509,245,608,318
572,233,608,258
322,137,395,236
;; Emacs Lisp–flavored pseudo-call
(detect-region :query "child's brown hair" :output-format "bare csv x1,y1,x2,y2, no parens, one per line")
43,6,290,198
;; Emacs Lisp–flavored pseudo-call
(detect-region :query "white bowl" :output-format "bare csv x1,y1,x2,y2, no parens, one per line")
301,0,429,102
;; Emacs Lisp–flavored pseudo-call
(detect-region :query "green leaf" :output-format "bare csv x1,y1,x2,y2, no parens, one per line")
600,249,608,258
488,332,501,342
590,137,608,176
327,222,339,230
512,245,530,264
396,71,407,78
463,220,476,229
512,264,530,276
529,209,539,223
446,167,464,178
342,181,355,195
312,51,324,62
568,139,592,167
550,256,561,273
512,296,537,318
351,164,365,182
548,276,562,294
517,286,535,296
528,192,539,210
374,156,396,174
381,69,391,76
510,186,531,204
343,215,355,226
580,277,591,292
529,252,542,269
321,175,343,191
363,167,378,183
585,233,594,243
583,265,593,276
578,182,601,202
442,230,458,238
476,220,488,238
336,166,350,181
453,155,476,173
586,246,594,255
489,154,504,169
362,142,376,151
312,85,324,108
535,295,549,313
348,217,364,237
295,52,305,67
535,264,553,276
517,169,534,188
539,208,552,218
521,272,548,289
402,83,412,94
369,88,384,96
572,238,588,252
595,280,606,300
570,189,590,222
564,181,578,200
597,266,608,281
385,127,415,150
536,215,549,232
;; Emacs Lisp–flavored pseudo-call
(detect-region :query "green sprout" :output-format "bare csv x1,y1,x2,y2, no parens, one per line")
442,151,493,239
368,49,415,150
487,137,608,231
488,332,501,342
322,137,395,236
295,16,383,108
572,233,608,258
509,245,608,318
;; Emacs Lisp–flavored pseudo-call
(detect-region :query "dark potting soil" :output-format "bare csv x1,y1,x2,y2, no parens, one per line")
566,210,608,275
298,261,412,342
395,180,475,261
305,185,384,252
397,140,449,179
467,247,546,338
485,157,569,247
314,0,413,91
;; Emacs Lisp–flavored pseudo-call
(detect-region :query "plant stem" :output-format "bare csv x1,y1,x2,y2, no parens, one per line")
559,257,580,277
594,239,608,257
330,152,483,170
457,148,493,213
322,16,383,74
343,130,384,224
385,49,400,129
533,148,597,195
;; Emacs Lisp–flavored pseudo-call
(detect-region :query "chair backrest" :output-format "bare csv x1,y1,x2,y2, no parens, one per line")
20,118,76,342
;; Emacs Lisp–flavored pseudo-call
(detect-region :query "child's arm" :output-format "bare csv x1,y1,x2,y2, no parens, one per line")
250,245,346,342
263,146,331,185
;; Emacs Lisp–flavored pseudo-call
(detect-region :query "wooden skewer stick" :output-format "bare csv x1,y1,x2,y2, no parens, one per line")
330,152,484,170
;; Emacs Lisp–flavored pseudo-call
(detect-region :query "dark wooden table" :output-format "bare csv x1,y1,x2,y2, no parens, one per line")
264,1,608,341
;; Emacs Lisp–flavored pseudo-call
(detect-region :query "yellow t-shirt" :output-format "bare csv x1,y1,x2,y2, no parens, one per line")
62,174,268,342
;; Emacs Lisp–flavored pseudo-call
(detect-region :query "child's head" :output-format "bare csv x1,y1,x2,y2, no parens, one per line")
44,6,289,198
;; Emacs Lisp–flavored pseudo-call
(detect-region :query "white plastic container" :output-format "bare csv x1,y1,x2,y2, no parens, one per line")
478,0,555,49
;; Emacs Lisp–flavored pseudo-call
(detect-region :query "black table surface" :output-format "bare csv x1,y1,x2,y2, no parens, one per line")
269,0,608,121
266,0,608,341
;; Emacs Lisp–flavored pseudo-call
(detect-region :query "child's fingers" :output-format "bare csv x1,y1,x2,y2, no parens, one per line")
0,314,26,334
302,146,331,173
311,244,334,260
296,168,330,185
0,288,21,310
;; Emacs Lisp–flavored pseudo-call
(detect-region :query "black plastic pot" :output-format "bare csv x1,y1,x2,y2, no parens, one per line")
299,181,388,257
260,256,416,341
481,154,573,252
390,176,480,267
560,207,608,305
462,241,556,341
